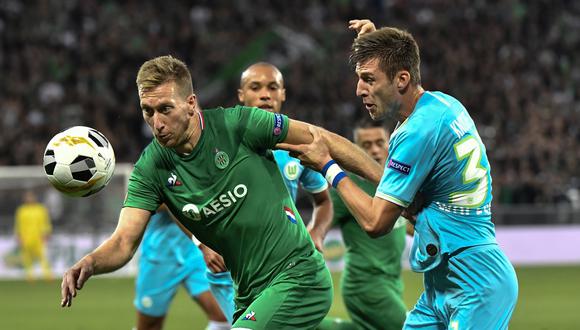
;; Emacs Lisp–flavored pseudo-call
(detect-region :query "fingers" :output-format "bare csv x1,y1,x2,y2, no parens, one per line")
308,125,322,142
348,19,376,36
76,267,90,290
314,240,323,252
275,143,305,154
208,257,227,273
60,271,76,307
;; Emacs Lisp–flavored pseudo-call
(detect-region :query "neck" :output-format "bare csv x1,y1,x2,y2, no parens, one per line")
175,110,202,154
399,85,424,121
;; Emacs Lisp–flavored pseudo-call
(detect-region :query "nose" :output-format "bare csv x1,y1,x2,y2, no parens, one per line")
370,144,381,157
152,112,164,131
259,88,271,101
356,79,367,97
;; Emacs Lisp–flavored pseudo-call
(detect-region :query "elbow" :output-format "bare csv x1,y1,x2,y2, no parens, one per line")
362,221,392,238
361,213,397,238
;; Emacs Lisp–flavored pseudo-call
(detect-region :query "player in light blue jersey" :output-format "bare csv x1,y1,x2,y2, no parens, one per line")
237,62,332,250
281,20,518,330
193,62,333,324
135,208,229,330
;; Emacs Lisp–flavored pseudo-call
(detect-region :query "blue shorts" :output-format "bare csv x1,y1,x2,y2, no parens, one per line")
134,249,210,317
405,244,518,330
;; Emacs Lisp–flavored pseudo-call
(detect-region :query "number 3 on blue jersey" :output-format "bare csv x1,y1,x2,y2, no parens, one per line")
450,135,488,207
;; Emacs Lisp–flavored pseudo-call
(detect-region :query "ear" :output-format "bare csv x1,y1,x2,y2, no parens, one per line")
280,88,286,103
396,71,411,92
187,94,197,116
237,89,245,103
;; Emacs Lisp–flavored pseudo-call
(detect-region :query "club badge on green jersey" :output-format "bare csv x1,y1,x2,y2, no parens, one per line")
214,149,229,169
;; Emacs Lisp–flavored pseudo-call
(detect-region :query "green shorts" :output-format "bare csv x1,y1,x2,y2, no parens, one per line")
342,274,406,330
232,251,333,330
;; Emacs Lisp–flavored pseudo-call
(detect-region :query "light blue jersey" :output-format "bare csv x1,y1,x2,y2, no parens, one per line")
376,91,517,329
273,150,328,201
377,91,496,272
135,211,210,316
140,210,199,264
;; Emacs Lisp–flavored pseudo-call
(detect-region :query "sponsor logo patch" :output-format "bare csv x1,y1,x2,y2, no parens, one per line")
273,113,283,136
387,159,411,175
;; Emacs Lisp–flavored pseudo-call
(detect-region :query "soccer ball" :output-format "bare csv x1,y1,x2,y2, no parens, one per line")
43,126,115,197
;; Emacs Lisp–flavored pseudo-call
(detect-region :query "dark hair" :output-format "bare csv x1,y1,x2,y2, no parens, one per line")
353,116,389,141
350,27,421,86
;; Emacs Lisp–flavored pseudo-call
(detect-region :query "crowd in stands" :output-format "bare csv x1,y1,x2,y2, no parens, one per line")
0,0,578,205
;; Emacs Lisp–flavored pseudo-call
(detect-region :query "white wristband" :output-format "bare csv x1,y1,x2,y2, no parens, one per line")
191,234,202,247
321,160,347,188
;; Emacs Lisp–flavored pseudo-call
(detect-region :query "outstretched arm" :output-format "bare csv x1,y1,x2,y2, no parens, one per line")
278,119,383,184
60,207,150,307
281,126,402,237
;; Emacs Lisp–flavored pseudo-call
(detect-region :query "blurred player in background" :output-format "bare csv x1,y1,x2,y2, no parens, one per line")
193,61,334,324
280,19,519,329
238,62,333,251
319,117,410,330
14,190,53,281
61,55,382,329
134,206,228,330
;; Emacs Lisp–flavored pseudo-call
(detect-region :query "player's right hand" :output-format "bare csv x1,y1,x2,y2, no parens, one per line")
349,19,376,37
200,244,227,273
60,256,94,307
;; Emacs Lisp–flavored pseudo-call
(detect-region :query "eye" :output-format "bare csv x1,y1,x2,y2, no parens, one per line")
142,108,153,117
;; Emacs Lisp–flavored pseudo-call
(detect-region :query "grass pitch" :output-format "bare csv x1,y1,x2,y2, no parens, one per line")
1,265,578,329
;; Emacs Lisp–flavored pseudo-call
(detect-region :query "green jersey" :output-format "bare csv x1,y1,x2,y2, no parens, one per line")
124,106,316,303
332,173,406,292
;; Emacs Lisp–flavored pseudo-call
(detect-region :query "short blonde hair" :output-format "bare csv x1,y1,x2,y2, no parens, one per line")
136,55,193,97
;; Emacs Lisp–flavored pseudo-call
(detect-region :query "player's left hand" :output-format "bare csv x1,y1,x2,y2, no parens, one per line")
308,227,325,252
276,125,332,172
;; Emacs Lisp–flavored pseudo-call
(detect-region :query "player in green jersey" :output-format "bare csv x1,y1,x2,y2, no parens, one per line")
60,55,383,329
320,117,409,330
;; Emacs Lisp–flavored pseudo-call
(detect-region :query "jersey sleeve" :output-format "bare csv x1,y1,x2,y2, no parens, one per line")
123,153,162,212
376,124,438,207
299,167,328,194
235,106,290,151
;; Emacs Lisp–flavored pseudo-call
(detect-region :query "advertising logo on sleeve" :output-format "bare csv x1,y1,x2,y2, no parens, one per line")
181,184,248,221
387,159,412,175
284,206,297,224
273,113,283,136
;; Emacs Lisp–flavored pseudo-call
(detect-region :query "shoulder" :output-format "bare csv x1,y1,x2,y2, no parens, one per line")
394,91,458,144
134,140,165,172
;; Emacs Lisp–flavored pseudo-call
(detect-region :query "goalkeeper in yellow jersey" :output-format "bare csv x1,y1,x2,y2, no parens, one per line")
14,191,53,280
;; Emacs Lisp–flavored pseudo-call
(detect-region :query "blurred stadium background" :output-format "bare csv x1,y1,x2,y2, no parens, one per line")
0,1,579,329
